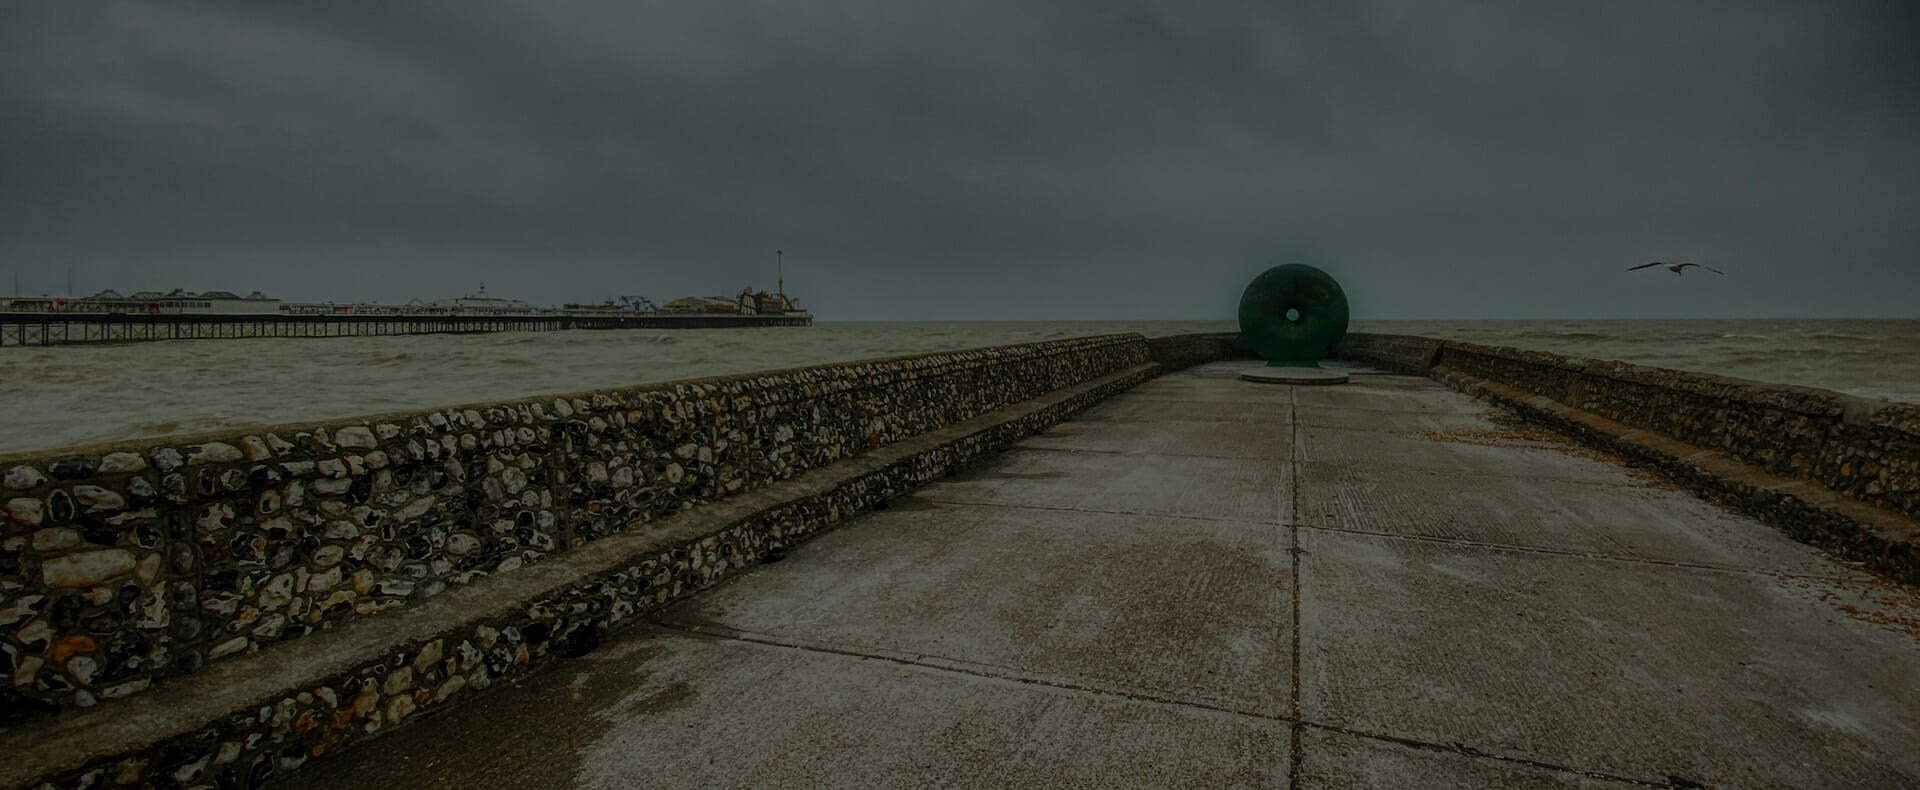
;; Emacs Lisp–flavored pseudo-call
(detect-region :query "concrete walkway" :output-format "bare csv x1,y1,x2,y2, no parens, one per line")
280,363,1920,789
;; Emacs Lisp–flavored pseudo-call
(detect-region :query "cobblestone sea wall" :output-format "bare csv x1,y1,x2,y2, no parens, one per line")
1144,333,1255,373
0,335,1150,723
8,358,1155,790
1331,333,1445,375
1336,332,1920,582
1337,332,1920,520
1429,341,1920,521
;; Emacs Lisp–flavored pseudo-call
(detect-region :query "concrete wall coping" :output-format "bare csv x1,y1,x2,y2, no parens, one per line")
0,334,1147,464
1436,339,1920,438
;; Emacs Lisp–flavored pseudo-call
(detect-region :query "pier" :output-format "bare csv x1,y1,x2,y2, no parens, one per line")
0,311,811,346
278,360,1920,788
3,334,1915,788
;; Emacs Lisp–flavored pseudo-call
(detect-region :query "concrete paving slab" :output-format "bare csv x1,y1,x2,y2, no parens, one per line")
1301,400,1507,434
1292,384,1495,415
281,628,1295,790
1295,727,1635,789
1123,378,1302,405
1019,416,1291,459
661,500,1292,715
1298,461,1845,574
924,448,1287,523
1299,424,1641,484
1182,360,1277,377
1298,529,1920,788
1072,397,1283,424
1189,360,1374,378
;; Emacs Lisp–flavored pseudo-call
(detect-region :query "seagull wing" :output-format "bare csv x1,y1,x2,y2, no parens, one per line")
1627,262,1664,271
1702,265,1724,274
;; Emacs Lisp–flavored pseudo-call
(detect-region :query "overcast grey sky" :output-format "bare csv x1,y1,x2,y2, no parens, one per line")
2,1,1915,320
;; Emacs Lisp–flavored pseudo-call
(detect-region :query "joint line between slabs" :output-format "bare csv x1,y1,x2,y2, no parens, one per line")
919,495,1284,526
1298,458,1650,490
1291,522,1851,581
645,620,1289,724
1287,388,1305,790
1287,404,1486,417
1011,444,1290,462
1044,415,1294,427
1302,417,1514,432
1298,723,1671,788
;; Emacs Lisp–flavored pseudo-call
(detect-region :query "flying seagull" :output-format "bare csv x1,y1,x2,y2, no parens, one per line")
1629,261,1723,275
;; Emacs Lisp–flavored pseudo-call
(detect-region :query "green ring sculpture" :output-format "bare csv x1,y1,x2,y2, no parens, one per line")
1238,263,1349,367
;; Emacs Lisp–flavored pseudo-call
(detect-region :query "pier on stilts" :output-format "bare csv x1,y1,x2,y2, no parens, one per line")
0,311,812,346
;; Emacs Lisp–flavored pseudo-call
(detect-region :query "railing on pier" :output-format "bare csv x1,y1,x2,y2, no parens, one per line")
0,311,813,346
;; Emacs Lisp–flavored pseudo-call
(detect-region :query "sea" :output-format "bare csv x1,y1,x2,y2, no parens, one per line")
1,319,1914,457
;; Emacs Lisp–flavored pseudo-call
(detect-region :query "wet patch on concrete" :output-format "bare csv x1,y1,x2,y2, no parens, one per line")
631,680,698,714
270,635,662,790
571,630,1294,789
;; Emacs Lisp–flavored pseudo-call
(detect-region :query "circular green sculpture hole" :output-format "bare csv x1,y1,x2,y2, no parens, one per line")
1238,263,1349,367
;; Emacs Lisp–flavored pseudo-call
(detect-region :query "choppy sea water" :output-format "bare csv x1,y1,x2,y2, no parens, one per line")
0,319,1913,456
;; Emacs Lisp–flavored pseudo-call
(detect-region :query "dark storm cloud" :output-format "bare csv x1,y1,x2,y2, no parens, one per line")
3,0,1915,318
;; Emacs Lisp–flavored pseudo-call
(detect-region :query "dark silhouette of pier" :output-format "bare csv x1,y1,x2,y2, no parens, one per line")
0,311,812,346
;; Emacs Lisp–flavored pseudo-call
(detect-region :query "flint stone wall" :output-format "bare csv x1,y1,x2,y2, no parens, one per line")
7,359,1155,790
1335,332,1920,520
0,334,1150,722
1428,340,1920,521
1144,333,1256,373
1336,331,1920,581
1344,330,1912,584
1331,333,1445,375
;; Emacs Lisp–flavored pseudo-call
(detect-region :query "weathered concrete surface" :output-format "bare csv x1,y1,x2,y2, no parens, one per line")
667,502,1292,715
280,362,1920,789
1296,728,1625,789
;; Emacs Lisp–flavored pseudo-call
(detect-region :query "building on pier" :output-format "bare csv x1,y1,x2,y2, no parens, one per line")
0,289,282,315
0,279,812,320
